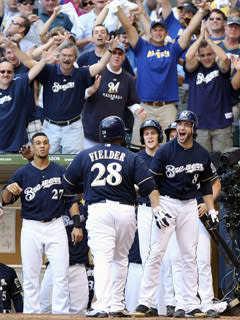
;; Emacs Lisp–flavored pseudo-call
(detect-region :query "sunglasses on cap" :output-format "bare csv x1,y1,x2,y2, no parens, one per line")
82,1,93,6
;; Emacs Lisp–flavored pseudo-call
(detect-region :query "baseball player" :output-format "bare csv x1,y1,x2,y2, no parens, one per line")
1,132,82,314
134,110,218,318
0,263,23,313
125,119,163,315
63,116,160,317
40,201,89,314
162,123,227,317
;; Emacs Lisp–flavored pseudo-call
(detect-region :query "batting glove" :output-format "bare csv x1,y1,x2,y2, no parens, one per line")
208,209,219,229
153,206,172,229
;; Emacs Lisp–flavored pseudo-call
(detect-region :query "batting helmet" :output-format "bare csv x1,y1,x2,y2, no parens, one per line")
175,110,198,133
140,119,163,145
99,116,126,142
164,122,177,141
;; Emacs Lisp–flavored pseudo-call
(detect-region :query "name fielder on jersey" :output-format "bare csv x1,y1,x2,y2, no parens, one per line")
24,177,62,201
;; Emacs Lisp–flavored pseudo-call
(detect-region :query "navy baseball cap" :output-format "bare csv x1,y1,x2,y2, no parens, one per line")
115,42,126,53
227,17,240,26
178,2,197,14
150,19,167,30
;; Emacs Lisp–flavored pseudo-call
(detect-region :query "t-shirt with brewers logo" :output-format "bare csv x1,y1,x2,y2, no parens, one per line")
82,66,140,142
36,64,92,122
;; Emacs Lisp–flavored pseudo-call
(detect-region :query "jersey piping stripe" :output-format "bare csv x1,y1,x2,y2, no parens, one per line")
137,176,153,186
149,169,163,176
63,174,75,186
200,175,215,183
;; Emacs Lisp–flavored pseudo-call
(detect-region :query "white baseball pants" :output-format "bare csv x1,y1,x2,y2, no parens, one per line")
86,201,136,312
138,196,200,313
21,217,69,314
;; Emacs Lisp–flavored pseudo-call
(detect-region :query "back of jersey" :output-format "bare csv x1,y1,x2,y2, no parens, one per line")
64,143,152,205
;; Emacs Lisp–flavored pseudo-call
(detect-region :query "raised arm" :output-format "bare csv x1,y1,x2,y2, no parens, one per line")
231,56,240,90
161,0,172,20
31,37,55,60
129,0,151,39
39,6,62,43
94,2,109,26
116,6,139,48
28,51,47,82
89,36,119,76
204,28,229,72
5,39,37,68
178,0,210,50
185,22,205,71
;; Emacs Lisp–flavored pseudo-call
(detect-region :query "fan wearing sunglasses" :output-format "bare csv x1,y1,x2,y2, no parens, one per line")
4,15,36,54
15,0,44,47
0,60,39,152
207,8,226,43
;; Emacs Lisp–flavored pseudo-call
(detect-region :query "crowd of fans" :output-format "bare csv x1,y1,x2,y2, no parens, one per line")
0,0,239,153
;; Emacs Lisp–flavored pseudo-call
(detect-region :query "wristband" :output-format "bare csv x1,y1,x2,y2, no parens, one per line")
72,215,82,228
108,48,113,54
198,8,205,14
208,209,216,215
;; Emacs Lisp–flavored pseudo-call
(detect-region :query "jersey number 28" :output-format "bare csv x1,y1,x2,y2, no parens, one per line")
91,162,122,187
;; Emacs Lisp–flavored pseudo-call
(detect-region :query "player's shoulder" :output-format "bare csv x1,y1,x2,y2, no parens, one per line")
14,162,33,175
48,161,66,173
193,140,210,156
0,262,15,274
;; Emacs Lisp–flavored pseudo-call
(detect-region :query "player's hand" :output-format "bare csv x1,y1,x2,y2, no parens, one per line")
208,209,219,229
0,205,4,220
198,203,207,217
153,206,172,229
71,227,83,245
6,183,23,196
19,145,34,161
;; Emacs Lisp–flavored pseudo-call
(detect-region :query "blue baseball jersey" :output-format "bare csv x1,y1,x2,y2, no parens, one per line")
150,138,216,200
133,37,183,102
63,143,156,205
62,202,89,266
0,73,35,151
137,149,153,205
3,162,76,220
0,263,23,313
186,62,233,130
36,64,92,121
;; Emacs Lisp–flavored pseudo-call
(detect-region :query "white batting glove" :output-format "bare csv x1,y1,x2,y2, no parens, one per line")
208,209,219,229
153,206,172,229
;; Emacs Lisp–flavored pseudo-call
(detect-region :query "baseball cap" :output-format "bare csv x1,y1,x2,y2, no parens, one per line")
178,2,197,14
227,17,240,26
150,19,167,30
117,26,126,35
115,42,126,53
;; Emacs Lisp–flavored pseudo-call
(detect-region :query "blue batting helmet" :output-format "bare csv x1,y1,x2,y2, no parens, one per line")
99,116,126,142
140,119,163,145
164,121,177,141
176,111,198,133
